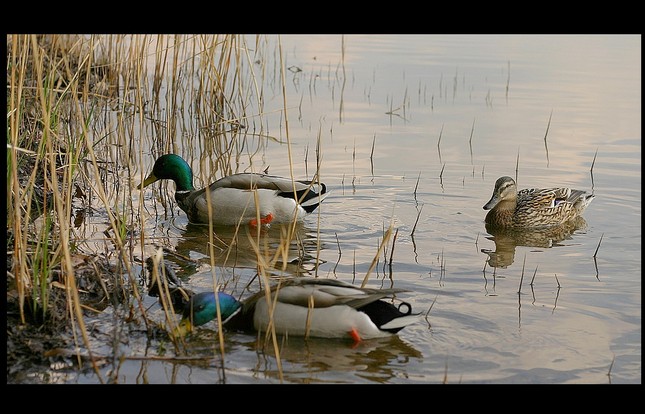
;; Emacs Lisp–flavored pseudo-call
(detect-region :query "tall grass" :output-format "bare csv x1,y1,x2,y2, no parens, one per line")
7,35,288,376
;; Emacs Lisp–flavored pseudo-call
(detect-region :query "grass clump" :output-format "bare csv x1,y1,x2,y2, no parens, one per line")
7,34,279,381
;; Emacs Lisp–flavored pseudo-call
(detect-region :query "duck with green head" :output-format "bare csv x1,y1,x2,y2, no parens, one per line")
483,176,594,229
138,154,328,226
177,278,420,342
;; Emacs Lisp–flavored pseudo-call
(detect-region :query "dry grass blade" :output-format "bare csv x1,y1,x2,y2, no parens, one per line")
7,34,285,383
361,224,393,288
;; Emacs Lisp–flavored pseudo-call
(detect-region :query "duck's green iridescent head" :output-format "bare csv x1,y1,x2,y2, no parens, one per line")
138,154,195,191
177,292,242,335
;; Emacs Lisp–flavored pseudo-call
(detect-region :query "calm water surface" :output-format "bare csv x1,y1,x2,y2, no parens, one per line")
69,35,640,384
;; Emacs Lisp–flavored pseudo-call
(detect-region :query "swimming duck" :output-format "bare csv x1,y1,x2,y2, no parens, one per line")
177,278,420,342
138,154,328,226
483,176,594,229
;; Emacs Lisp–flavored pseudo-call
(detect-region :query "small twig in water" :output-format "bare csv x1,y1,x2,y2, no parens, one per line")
388,228,399,266
543,110,552,167
505,60,511,100
424,295,438,328
352,249,356,283
304,144,309,177
553,274,561,313
411,204,423,237
518,254,526,294
593,233,604,258
530,265,539,286
607,355,615,384
437,124,443,163
515,148,520,182
370,134,376,176
332,232,342,275
590,148,598,191
468,118,475,165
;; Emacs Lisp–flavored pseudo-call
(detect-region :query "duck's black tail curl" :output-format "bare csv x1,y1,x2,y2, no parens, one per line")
280,182,328,213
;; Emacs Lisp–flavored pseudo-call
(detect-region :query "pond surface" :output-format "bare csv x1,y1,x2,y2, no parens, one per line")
58,35,643,384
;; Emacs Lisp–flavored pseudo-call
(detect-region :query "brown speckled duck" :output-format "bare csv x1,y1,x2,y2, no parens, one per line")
483,176,594,229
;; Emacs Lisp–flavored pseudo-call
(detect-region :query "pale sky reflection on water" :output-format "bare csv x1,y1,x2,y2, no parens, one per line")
73,34,640,384
251,34,641,384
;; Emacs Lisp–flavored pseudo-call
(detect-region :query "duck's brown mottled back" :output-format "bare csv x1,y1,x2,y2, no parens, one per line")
483,176,594,228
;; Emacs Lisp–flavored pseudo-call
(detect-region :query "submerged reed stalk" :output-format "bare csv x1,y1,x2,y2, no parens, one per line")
593,233,604,258
518,254,526,293
411,204,424,237
437,124,444,163
543,110,553,166
590,148,598,191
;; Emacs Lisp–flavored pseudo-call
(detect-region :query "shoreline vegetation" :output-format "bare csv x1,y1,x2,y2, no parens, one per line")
7,34,310,383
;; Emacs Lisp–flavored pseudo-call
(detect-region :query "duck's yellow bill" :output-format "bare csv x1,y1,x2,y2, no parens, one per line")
137,174,158,190
173,318,193,337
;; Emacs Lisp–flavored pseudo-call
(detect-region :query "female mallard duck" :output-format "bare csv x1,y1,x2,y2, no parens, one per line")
483,176,594,229
177,278,419,342
138,154,328,226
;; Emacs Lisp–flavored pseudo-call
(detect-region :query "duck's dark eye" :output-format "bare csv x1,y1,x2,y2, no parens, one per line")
398,301,412,315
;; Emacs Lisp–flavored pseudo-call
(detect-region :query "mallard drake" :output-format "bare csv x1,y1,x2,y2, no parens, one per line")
483,176,594,229
177,278,420,342
138,154,328,226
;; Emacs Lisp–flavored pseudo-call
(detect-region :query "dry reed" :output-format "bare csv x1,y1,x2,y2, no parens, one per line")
7,34,290,379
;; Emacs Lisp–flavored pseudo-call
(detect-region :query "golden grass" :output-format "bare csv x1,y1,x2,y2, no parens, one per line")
7,34,303,378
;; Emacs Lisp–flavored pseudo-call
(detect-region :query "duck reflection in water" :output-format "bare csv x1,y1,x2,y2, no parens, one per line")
169,221,324,277
481,216,589,268
185,330,422,383
256,334,422,383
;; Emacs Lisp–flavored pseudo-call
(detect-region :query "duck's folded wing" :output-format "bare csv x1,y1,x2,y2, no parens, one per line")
274,282,406,309
566,189,587,203
519,187,572,209
210,173,314,191
210,174,326,205
208,173,278,191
